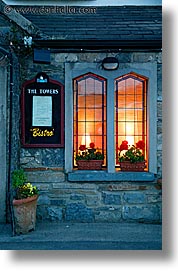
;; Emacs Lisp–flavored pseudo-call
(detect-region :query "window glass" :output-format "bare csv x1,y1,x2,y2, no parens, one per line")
115,74,147,167
73,73,107,167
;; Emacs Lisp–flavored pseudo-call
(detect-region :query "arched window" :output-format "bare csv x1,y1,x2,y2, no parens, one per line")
66,62,157,177
73,73,107,167
115,73,148,167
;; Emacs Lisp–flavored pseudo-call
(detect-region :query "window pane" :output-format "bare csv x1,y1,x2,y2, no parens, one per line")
78,95,85,107
117,81,125,94
86,95,95,108
135,94,143,108
126,122,135,136
118,122,125,135
73,73,107,168
126,78,135,94
135,110,143,121
126,95,135,108
95,94,102,106
86,122,95,135
134,136,144,144
117,136,126,146
95,122,102,135
125,110,135,121
135,81,143,94
78,108,85,121
95,81,102,94
86,109,95,121
115,74,147,167
86,77,94,93
135,122,143,135
95,109,102,121
117,95,125,108
117,109,125,121
78,80,86,95
95,136,102,149
78,122,85,135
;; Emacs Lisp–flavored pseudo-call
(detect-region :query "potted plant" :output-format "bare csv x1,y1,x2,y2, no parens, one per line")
118,140,146,171
75,142,104,170
12,169,39,234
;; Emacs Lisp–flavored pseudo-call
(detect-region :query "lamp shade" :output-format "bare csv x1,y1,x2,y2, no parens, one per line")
102,57,119,70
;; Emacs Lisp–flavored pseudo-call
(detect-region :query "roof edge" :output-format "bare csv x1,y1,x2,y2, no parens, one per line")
0,0,46,38
34,39,162,49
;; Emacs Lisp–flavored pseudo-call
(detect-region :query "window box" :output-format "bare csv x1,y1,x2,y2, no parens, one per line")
119,161,146,172
76,160,104,170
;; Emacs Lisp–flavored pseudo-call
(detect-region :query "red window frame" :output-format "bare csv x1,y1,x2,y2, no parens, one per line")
73,72,107,167
115,72,148,166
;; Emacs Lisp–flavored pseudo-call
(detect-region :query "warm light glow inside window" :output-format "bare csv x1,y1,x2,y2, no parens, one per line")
115,73,147,167
73,73,107,167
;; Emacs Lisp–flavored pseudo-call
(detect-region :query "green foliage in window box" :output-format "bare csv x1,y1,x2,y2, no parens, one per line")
75,143,104,161
118,140,145,163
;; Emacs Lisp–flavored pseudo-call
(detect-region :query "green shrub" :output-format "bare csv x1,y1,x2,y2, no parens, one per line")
12,169,39,199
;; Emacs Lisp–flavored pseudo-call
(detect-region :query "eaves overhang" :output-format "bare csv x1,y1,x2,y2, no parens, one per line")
33,39,162,50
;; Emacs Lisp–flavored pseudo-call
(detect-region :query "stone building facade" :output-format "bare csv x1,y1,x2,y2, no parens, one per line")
0,1,162,223
20,51,162,223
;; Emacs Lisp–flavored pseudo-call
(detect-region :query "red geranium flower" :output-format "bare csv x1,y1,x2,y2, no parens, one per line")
89,142,95,149
79,144,86,151
122,140,128,145
119,140,129,151
136,140,145,150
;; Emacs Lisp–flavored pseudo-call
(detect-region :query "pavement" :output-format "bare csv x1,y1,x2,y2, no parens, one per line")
0,222,162,250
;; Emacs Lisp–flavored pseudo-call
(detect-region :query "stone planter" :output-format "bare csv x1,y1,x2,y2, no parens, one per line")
119,161,146,172
76,160,103,170
13,195,38,234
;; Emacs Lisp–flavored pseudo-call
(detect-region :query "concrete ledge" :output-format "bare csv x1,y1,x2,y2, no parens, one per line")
26,171,65,183
68,171,155,182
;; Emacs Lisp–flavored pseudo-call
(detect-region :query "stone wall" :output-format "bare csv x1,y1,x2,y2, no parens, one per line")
26,170,161,223
19,50,162,223
0,1,162,224
20,51,162,177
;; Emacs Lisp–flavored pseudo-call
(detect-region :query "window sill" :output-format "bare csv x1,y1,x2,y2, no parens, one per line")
68,171,155,182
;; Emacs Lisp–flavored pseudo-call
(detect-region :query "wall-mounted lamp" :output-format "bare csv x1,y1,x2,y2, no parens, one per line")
102,57,119,70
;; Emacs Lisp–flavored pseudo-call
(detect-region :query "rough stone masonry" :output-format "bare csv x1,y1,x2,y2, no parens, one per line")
19,51,162,223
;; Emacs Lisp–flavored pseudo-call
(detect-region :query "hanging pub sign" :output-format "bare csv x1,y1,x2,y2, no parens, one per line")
21,72,64,147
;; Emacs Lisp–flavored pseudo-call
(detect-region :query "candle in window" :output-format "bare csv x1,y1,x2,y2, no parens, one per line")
81,134,91,148
126,124,134,146
126,136,134,146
